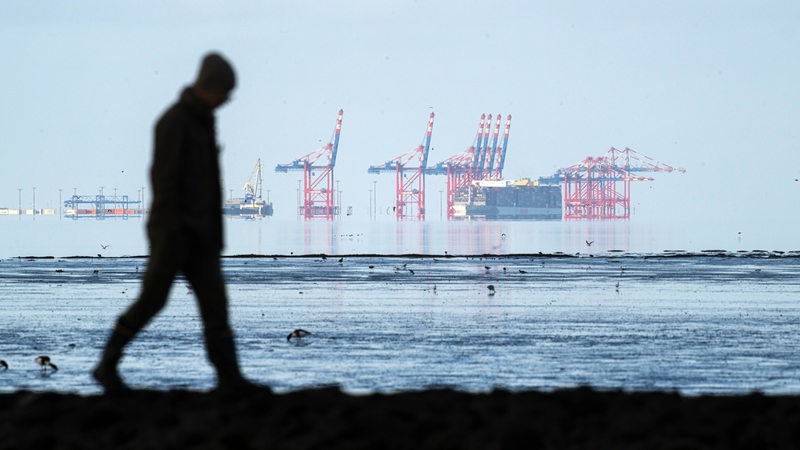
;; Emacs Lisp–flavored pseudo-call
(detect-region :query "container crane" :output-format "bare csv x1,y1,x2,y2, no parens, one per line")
275,109,343,220
472,114,489,180
481,114,511,180
541,147,685,220
367,112,435,220
427,113,510,219
242,158,263,204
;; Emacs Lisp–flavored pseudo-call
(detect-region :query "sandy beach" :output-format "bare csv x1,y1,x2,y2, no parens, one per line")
1,386,798,449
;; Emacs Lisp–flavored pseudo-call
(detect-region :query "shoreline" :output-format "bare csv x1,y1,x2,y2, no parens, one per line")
2,386,799,449
8,249,800,260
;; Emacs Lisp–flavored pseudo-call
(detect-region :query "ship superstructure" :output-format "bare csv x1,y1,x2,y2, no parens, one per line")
224,159,273,219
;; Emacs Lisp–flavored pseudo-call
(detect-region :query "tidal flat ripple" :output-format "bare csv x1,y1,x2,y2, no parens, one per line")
1,252,799,395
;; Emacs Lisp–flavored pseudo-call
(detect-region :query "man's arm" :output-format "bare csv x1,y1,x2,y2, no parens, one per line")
150,113,185,233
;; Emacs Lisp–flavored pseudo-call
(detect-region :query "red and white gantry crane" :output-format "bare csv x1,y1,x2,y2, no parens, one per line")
275,109,343,220
367,112,435,221
542,147,685,220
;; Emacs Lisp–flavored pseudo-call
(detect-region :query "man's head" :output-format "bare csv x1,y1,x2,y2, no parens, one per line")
193,52,236,109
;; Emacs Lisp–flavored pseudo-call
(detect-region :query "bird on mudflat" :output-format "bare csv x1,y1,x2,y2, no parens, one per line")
1,360,8,370
35,355,58,372
287,329,312,342
487,285,496,296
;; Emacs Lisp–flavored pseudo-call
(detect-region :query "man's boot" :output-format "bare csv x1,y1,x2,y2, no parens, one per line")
206,331,260,394
92,325,132,394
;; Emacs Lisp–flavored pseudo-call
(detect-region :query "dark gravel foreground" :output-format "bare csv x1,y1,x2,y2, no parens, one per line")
1,387,799,449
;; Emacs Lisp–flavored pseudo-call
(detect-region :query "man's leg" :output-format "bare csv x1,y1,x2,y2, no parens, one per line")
93,233,183,392
184,251,252,391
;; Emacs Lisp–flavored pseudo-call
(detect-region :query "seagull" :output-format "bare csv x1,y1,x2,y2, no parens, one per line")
1,360,7,370
487,285,496,296
586,240,594,247
519,269,528,274
35,355,58,372
287,329,312,342
100,244,110,250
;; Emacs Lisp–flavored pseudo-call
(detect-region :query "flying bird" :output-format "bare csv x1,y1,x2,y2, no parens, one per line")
287,329,312,342
35,355,58,372
585,240,594,247
100,244,110,249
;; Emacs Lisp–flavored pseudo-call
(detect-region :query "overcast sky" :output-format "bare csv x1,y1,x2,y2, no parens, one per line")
2,1,799,238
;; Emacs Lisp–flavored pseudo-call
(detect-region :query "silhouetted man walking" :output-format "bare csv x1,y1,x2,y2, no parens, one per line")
93,52,255,393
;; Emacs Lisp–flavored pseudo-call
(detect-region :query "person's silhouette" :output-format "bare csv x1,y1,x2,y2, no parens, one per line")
93,52,256,393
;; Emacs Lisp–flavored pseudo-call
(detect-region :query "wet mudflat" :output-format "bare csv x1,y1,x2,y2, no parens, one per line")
1,252,799,395
2,252,800,448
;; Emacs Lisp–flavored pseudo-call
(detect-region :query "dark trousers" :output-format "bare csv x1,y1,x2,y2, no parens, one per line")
118,230,232,342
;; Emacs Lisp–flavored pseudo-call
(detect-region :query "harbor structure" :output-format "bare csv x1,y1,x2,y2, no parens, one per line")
276,109,343,220
63,194,143,219
224,159,273,219
368,112,435,221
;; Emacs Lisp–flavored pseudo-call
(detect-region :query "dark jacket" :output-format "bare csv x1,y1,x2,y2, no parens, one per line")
147,87,224,252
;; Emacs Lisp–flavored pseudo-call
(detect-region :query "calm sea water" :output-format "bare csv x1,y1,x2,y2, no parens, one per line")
1,252,799,396
1,214,798,258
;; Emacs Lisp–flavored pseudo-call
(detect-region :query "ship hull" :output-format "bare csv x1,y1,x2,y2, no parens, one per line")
223,199,273,219
454,183,562,221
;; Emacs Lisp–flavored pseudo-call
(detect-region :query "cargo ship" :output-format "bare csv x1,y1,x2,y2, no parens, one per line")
224,159,273,219
453,179,562,220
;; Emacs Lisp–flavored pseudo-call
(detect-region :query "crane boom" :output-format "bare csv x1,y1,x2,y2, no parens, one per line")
367,112,435,220
274,109,344,220
485,114,502,179
496,114,511,175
